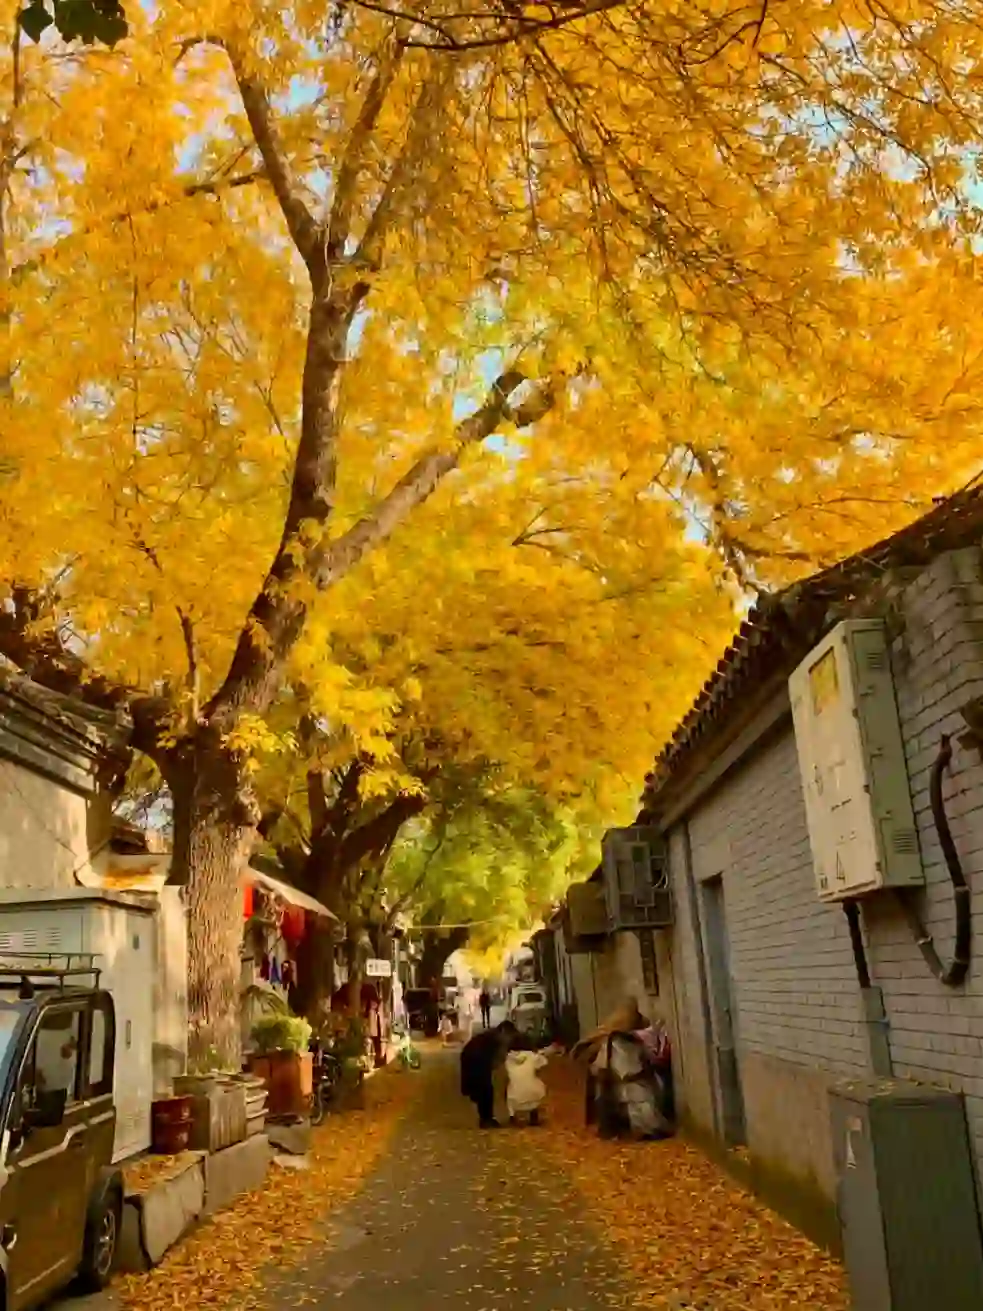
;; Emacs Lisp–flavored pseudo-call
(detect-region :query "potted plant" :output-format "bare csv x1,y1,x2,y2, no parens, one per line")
248,1013,314,1117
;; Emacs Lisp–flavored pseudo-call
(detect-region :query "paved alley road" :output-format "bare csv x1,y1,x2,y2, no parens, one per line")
263,1051,629,1311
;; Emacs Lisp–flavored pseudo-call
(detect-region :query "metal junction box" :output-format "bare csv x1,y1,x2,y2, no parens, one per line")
789,618,924,902
830,1077,983,1311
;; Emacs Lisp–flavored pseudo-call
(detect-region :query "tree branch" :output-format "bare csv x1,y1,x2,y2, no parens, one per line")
0,592,170,757
11,169,264,286
388,822,447,925
315,369,556,589
356,62,441,270
327,42,404,258
350,0,626,51
337,791,426,873
178,609,199,726
218,42,321,271
306,767,330,841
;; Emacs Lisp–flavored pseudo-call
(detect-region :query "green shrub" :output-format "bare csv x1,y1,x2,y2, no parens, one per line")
250,1012,312,1054
332,1016,368,1062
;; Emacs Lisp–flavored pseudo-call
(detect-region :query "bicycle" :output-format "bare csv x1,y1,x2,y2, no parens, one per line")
309,1039,343,1126
394,1027,421,1071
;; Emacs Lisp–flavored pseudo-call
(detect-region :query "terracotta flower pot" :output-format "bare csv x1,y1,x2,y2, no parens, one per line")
151,1095,193,1153
247,1050,313,1117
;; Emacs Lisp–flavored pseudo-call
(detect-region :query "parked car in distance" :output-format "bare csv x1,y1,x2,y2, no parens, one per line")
404,989,439,1036
0,954,124,1310
508,984,546,1015
508,984,551,1042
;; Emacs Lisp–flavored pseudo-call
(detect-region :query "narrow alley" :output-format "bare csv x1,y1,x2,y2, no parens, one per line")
251,1052,847,1311
110,1050,849,1311
263,1052,630,1310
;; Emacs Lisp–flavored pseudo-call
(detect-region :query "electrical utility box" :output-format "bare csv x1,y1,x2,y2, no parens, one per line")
789,618,923,902
0,887,156,1162
831,1077,983,1311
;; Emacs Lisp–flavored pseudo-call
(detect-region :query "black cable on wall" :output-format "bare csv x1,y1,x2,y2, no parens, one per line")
899,734,972,988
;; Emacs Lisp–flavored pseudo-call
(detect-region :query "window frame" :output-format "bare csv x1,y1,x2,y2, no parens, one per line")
81,994,115,1100
638,929,660,997
24,1002,86,1108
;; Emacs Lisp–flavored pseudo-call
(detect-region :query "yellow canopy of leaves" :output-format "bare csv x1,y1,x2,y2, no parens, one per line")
1,0,982,806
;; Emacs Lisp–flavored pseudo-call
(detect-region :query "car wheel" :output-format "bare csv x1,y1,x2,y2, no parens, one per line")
78,1189,121,1292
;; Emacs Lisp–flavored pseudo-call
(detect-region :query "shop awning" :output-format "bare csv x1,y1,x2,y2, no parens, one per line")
244,865,338,921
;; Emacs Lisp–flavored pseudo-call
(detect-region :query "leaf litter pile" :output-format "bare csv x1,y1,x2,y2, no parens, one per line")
117,1067,421,1311
538,1060,849,1311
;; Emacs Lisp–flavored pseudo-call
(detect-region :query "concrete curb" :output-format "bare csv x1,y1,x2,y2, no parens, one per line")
118,1135,271,1273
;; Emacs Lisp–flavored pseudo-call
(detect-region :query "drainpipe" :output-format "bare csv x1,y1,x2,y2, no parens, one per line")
682,818,722,1137
843,900,894,1077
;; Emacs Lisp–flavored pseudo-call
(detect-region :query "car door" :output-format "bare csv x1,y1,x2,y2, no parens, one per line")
6,1001,91,1311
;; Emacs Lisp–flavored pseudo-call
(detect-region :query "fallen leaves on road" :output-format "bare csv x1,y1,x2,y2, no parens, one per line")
117,1068,422,1311
538,1060,849,1311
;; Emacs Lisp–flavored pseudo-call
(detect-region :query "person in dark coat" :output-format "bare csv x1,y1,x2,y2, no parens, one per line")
460,1020,517,1128
479,989,492,1028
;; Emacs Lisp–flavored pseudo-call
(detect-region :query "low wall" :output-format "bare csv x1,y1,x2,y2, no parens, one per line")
741,1049,838,1201
119,1135,271,1272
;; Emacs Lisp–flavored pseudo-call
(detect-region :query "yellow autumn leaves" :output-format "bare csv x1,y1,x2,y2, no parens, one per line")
0,0,982,839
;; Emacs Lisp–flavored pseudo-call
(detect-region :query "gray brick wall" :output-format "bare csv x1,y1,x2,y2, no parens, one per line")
665,824,715,1130
684,730,868,1075
866,545,983,1166
664,544,983,1195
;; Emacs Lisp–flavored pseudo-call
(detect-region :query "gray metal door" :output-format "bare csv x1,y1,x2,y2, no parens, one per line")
702,876,747,1146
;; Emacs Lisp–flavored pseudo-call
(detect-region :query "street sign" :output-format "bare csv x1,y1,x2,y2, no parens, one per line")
366,958,393,978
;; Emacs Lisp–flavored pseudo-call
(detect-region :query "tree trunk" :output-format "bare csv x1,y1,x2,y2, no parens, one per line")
168,740,256,1070
293,917,336,1025
418,926,469,989
344,922,367,1015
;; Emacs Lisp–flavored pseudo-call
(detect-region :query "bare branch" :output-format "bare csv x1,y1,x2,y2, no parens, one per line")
350,0,626,51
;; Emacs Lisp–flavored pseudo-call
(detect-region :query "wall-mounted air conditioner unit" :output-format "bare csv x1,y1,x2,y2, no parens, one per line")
789,618,924,903
601,826,672,930
567,881,609,938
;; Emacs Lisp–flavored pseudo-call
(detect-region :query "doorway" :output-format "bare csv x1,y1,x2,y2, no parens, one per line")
702,876,747,1146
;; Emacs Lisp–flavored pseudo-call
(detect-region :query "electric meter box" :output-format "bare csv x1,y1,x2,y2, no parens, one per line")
789,618,924,902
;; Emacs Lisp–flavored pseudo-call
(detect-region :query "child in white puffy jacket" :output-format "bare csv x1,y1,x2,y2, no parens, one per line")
505,1046,551,1126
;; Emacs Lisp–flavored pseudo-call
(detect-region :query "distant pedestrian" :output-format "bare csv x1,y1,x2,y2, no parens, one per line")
479,989,492,1028
457,988,475,1042
438,1013,454,1046
460,1020,517,1128
367,997,385,1068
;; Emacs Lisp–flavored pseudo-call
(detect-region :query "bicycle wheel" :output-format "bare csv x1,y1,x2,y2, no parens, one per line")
310,1084,326,1127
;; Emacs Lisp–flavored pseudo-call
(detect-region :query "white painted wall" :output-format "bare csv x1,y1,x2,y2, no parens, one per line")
0,758,96,889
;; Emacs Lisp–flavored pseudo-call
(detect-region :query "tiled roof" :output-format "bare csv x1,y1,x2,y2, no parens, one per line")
0,655,129,755
642,485,983,809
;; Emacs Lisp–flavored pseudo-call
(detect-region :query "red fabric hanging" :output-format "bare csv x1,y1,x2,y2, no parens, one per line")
243,884,254,919
281,906,306,947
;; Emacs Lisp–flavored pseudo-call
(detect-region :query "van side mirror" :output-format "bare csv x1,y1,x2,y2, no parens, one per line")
23,1089,67,1132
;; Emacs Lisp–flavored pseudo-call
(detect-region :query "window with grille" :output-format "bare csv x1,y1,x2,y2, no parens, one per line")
638,930,659,996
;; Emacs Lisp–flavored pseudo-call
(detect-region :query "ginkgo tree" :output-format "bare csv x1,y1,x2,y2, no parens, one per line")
3,0,983,1060
247,486,712,1018
386,789,599,988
